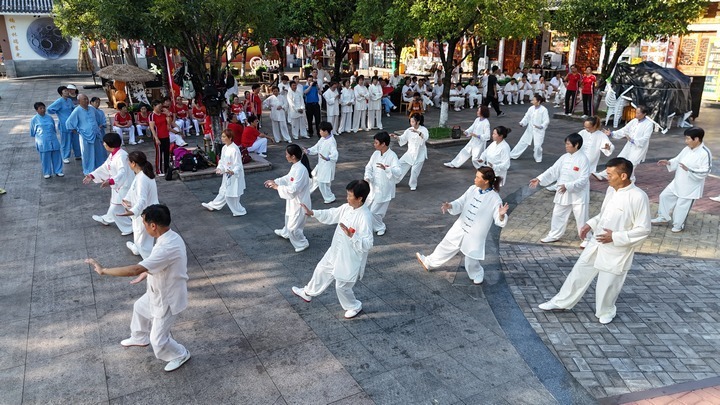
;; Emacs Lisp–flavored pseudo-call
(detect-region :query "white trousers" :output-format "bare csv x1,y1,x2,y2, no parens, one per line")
132,215,154,259
278,208,309,250
468,94,483,108
504,92,519,104
206,191,246,216
425,239,485,283
547,255,629,320
113,126,136,144
658,187,694,229
130,293,186,362
247,137,268,154
422,95,434,108
175,119,190,135
104,204,133,234
191,118,202,135
546,203,589,241
449,143,484,168
521,90,534,102
311,180,335,203
327,114,340,134
135,124,149,138
449,97,465,109
271,120,291,143
366,198,390,233
510,129,544,162
289,117,307,139
352,110,368,132
397,160,425,189
339,111,353,133
303,260,361,311
367,109,382,130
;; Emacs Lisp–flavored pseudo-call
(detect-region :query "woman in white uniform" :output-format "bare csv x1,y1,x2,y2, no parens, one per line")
392,114,429,191
579,116,614,173
352,77,369,132
364,131,402,236
510,94,550,163
265,144,313,252
307,122,339,204
202,129,247,216
120,151,159,258
477,126,512,186
367,77,383,130
263,86,292,143
338,80,355,134
445,106,491,169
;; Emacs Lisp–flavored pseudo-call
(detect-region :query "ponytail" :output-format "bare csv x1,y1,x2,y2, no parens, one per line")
584,115,601,131
478,166,501,192
286,144,313,179
128,151,155,179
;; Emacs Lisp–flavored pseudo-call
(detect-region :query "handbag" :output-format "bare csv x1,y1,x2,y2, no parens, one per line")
451,125,462,139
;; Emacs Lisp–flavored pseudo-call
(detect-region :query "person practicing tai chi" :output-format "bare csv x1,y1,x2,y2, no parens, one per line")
84,132,133,236
119,151,159,259
265,144,313,252
592,105,653,180
30,102,64,179
416,167,509,285
477,126,512,186
651,127,712,233
392,113,429,191
306,121,339,204
529,133,591,247
86,204,191,372
292,180,374,319
202,129,247,217
538,158,651,325
510,94,550,163
364,131,402,236
445,106,491,169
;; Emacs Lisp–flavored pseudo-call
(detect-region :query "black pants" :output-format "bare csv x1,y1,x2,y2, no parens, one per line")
483,94,502,115
306,102,321,136
565,90,577,114
155,137,170,174
582,93,593,116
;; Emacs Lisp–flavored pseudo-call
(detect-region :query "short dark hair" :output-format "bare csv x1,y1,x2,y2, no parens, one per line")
684,127,704,141
319,121,333,132
57,86,67,95
533,94,545,103
90,97,101,103
494,126,511,139
606,157,633,179
142,204,171,227
346,180,370,203
491,66,499,72
34,102,46,110
251,84,261,90
103,132,122,148
152,100,162,107
565,133,583,149
478,105,490,118
247,115,258,124
637,105,650,115
117,102,126,110
374,131,391,146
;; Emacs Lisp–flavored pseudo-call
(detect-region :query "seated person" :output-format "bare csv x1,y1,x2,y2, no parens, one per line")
431,82,444,107
112,103,137,145
449,83,465,111
380,79,397,116
401,78,415,103
518,77,534,104
240,115,272,157
465,78,482,108
407,92,425,117
503,79,519,105
227,114,244,146
135,104,151,140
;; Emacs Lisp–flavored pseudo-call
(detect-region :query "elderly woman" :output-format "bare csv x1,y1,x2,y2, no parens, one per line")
30,102,64,178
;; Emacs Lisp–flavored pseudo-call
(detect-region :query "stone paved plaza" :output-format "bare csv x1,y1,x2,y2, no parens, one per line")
1,77,719,404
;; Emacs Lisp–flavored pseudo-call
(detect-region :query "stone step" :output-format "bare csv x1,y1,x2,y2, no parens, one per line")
178,153,272,181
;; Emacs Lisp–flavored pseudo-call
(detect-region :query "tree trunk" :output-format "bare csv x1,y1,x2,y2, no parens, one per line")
333,42,347,82
394,45,402,72
471,50,480,80
439,38,460,127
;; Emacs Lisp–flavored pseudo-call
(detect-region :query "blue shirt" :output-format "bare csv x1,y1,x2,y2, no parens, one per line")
303,84,320,103
30,113,61,153
66,105,102,142
46,97,75,130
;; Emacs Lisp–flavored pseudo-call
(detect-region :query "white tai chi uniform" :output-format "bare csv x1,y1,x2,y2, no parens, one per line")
367,83,383,130
543,184,651,321
263,95,291,143
133,230,189,362
449,88,465,110
594,118,654,179
396,125,429,190
478,140,511,186
307,135,339,203
401,84,415,103
536,151,591,241
510,104,550,163
657,143,713,230
418,186,507,283
287,88,308,139
338,87,355,133
352,85,369,132
579,129,614,173
124,171,159,259
503,82,519,104
206,143,246,216
91,148,133,234
448,117,490,168
518,81,534,103
364,148,401,234
274,162,312,250
323,88,341,134
465,85,482,108
300,204,374,311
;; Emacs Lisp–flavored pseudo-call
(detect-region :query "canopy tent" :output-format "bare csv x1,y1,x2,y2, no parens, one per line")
611,61,692,132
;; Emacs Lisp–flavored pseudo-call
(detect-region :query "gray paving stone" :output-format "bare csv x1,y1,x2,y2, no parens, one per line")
0,319,28,372
26,305,100,364
30,272,95,317
0,365,24,405
23,348,108,404
102,344,185,400
189,357,282,404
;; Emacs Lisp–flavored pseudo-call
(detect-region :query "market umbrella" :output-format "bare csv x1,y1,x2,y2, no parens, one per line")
97,64,156,83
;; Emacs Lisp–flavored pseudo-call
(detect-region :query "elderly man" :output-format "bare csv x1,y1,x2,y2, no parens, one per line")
47,85,79,163
65,94,107,175
592,105,654,180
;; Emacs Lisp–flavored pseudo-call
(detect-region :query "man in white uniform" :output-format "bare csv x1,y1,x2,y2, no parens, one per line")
287,81,308,139
518,77,534,104
364,132,402,236
538,158,651,324
292,180,373,319
352,77,369,132
307,122,339,204
651,127,713,232
593,105,653,180
510,94,550,163
85,204,191,372
322,82,341,135
393,114,429,191
503,79,519,105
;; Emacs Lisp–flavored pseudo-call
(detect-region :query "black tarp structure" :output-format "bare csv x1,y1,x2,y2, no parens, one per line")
611,61,692,130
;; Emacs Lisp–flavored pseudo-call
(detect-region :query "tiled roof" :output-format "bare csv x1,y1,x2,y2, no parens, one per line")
0,0,53,14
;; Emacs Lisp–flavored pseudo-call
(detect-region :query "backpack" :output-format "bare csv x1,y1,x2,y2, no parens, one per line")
173,147,191,168
194,149,212,170
179,153,198,172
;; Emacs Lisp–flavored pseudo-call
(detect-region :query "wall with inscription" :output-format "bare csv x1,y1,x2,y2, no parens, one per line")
4,15,79,61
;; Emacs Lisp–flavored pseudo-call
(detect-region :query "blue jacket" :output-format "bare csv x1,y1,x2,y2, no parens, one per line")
30,113,61,152
46,97,75,130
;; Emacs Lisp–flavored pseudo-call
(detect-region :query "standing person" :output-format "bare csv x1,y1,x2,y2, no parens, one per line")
287,81,309,139
581,67,597,117
291,180,373,319
149,100,171,175
538,158,651,325
89,97,109,165
202,129,247,217
651,127,712,232
240,115,272,157
352,76,369,133
190,99,207,137
84,132,133,235
306,122,339,204
592,106,654,180
529,133,591,247
579,116,614,174
304,76,322,137
565,65,581,115
85,204,191,372
135,104,152,140
30,102,64,179
263,86,292,143
264,144,313,252
416,167,509,285
119,151,159,258
322,82,341,135
477,126,512,186
367,77,383,130
65,94,104,175
482,66,504,117
392,114,429,191
47,85,79,163
112,103,137,145
338,80,355,134
510,94,550,163
363,131,402,236
445,106,491,169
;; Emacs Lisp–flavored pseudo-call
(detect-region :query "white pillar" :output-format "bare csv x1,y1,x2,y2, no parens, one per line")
599,36,606,71
569,38,578,67
498,38,506,71
520,39,527,69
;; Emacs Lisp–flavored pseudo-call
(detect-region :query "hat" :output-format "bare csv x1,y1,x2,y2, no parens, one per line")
67,84,77,90
57,85,67,95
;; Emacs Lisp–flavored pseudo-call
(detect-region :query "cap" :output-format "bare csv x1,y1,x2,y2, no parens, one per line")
67,84,77,90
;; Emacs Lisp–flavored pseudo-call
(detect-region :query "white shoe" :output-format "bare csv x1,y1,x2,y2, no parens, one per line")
43,175,51,179
164,350,191,372
232,209,247,217
416,252,428,271
344,308,362,319
126,241,140,256
386,113,391,117
473,278,484,285
520,101,524,105
137,139,144,144
92,215,110,226
295,245,309,253
291,286,311,302
540,237,558,243
201,203,215,211
599,315,614,325
443,162,455,168
63,158,70,164
129,141,137,145
650,217,669,224
56,173,65,177
323,199,336,204
377,229,385,236
671,226,683,233
410,187,416,191
709,196,720,202
121,230,133,236
538,302,562,311
120,336,150,347
274,229,288,239
580,240,588,248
